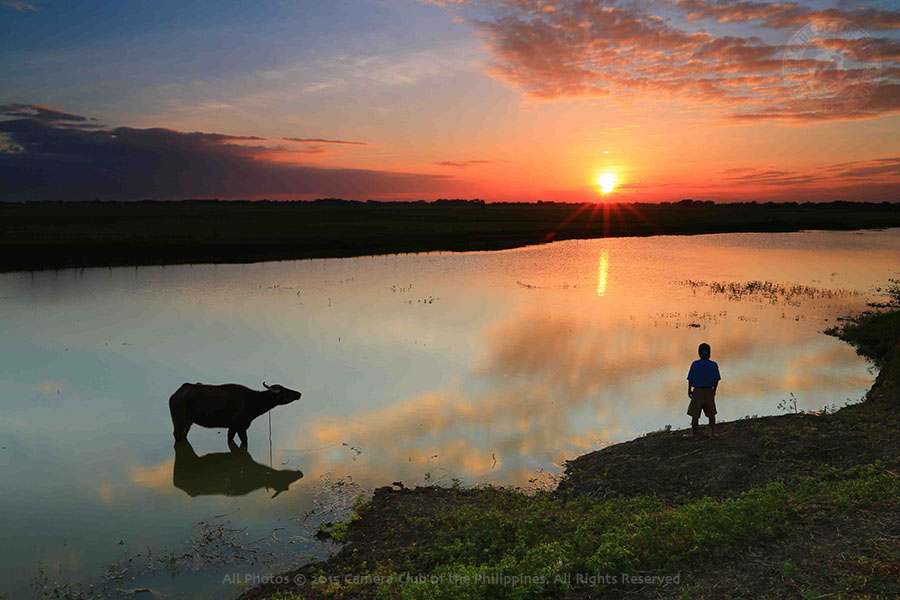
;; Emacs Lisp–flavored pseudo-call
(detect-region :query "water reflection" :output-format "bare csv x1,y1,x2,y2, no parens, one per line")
597,250,609,296
173,440,303,498
1,229,899,598
296,303,870,488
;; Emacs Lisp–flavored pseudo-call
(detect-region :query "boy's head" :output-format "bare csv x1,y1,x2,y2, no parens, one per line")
698,343,711,359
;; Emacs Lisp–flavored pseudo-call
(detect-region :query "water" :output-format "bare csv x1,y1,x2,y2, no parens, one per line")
1,229,898,598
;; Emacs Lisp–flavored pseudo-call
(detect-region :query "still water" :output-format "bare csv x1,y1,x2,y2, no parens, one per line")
1,229,899,598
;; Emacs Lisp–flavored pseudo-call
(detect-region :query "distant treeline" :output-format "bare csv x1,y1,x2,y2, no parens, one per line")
1,199,898,272
4,198,897,207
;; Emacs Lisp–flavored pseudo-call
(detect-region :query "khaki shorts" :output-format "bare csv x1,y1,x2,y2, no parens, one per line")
687,387,717,418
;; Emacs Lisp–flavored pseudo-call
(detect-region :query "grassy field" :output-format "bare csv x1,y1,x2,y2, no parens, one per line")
240,284,900,600
2,199,900,272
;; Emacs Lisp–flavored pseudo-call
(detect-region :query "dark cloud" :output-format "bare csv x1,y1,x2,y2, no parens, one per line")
189,132,266,141
0,103,91,122
0,113,453,200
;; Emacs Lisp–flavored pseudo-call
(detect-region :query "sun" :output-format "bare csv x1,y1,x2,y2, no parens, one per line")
595,172,618,195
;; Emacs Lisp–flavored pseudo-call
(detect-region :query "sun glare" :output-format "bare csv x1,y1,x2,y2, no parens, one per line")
595,173,617,195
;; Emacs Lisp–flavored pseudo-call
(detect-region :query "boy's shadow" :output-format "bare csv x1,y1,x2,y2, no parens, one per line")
173,439,303,498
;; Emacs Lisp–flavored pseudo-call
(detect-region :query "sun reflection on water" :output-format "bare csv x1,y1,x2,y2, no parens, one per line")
597,250,609,296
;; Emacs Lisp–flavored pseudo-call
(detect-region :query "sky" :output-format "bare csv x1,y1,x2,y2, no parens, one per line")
1,0,899,202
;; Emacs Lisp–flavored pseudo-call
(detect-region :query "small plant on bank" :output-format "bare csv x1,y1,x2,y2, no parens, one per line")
315,492,371,543
778,392,799,414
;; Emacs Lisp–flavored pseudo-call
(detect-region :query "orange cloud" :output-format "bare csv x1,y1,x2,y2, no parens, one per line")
446,0,900,122
718,156,900,188
435,159,494,167
675,1,900,31
282,137,370,146
129,458,176,492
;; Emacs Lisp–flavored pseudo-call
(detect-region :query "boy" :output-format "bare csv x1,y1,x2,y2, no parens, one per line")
686,342,720,440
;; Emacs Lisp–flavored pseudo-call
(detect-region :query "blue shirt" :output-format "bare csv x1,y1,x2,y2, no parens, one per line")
687,359,721,388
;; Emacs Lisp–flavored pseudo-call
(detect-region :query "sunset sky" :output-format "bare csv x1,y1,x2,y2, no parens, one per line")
1,0,899,202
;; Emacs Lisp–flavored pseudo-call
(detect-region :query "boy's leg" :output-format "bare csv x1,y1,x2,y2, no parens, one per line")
691,415,699,437
709,415,716,437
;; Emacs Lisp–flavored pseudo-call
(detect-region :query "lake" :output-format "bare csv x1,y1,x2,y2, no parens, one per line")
1,229,898,598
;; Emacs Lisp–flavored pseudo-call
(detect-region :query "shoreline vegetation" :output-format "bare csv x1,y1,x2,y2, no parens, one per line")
240,283,900,600
3,199,900,272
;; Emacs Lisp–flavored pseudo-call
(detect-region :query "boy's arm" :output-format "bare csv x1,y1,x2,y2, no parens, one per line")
687,381,693,398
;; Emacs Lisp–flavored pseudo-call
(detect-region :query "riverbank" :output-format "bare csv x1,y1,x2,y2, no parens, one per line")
240,285,900,600
3,200,900,272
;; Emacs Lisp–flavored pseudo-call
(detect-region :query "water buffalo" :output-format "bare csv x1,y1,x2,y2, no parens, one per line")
169,381,301,444
173,439,303,498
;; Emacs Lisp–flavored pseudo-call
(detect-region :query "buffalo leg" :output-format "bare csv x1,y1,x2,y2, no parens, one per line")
170,399,191,442
238,428,248,445
228,428,237,442
173,420,191,442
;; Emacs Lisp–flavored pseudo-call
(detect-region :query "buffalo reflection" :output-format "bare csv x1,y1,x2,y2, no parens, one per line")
173,440,303,498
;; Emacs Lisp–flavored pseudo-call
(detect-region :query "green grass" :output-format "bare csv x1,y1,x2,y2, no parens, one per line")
3,199,899,271
391,483,792,595
315,493,371,544
264,462,898,600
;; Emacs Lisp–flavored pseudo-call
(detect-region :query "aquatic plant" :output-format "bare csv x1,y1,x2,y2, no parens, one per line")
680,279,861,306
